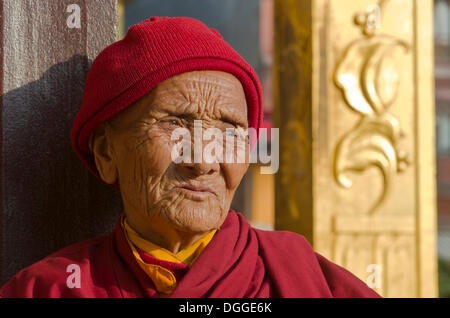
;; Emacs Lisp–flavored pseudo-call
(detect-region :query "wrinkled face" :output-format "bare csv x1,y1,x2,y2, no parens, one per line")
94,71,249,234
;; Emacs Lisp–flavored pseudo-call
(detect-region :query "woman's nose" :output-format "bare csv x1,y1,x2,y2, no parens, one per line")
177,160,219,176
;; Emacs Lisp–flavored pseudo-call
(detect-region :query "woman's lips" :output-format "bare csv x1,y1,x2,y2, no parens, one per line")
172,184,217,201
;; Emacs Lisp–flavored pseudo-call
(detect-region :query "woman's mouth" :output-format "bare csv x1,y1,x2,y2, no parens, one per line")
172,184,217,201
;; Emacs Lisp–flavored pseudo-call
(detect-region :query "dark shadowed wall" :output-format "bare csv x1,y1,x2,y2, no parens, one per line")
0,0,121,285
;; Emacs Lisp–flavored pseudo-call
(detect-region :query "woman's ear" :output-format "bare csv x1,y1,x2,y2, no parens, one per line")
89,124,118,184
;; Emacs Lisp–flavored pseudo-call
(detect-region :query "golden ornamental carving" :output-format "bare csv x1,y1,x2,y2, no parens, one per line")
333,5,411,213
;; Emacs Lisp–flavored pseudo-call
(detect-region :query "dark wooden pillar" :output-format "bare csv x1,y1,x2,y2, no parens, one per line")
0,0,122,285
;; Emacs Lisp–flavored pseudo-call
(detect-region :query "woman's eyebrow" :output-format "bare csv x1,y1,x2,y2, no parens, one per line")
218,107,248,126
148,100,247,125
221,117,238,126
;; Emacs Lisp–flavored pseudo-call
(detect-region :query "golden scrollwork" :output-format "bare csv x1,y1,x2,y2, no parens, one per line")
333,6,411,213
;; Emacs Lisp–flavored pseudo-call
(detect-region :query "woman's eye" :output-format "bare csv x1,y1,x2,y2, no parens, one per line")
225,129,237,137
162,118,182,126
225,128,248,143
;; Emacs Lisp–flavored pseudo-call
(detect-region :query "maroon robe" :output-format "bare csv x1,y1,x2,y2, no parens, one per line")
0,210,380,298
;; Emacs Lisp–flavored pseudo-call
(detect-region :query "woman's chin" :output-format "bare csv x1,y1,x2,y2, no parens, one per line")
165,206,225,233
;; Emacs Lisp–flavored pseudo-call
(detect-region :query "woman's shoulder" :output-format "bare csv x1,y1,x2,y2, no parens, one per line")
251,227,381,298
0,234,112,298
251,226,315,255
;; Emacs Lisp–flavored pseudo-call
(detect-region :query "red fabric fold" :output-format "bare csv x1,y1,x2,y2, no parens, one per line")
0,210,380,298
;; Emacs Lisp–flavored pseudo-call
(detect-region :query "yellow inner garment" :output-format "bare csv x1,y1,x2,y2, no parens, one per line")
121,217,217,295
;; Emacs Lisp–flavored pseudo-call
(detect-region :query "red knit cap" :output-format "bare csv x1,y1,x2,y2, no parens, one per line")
71,16,263,180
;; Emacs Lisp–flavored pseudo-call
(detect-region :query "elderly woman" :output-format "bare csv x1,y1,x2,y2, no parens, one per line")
0,17,379,298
